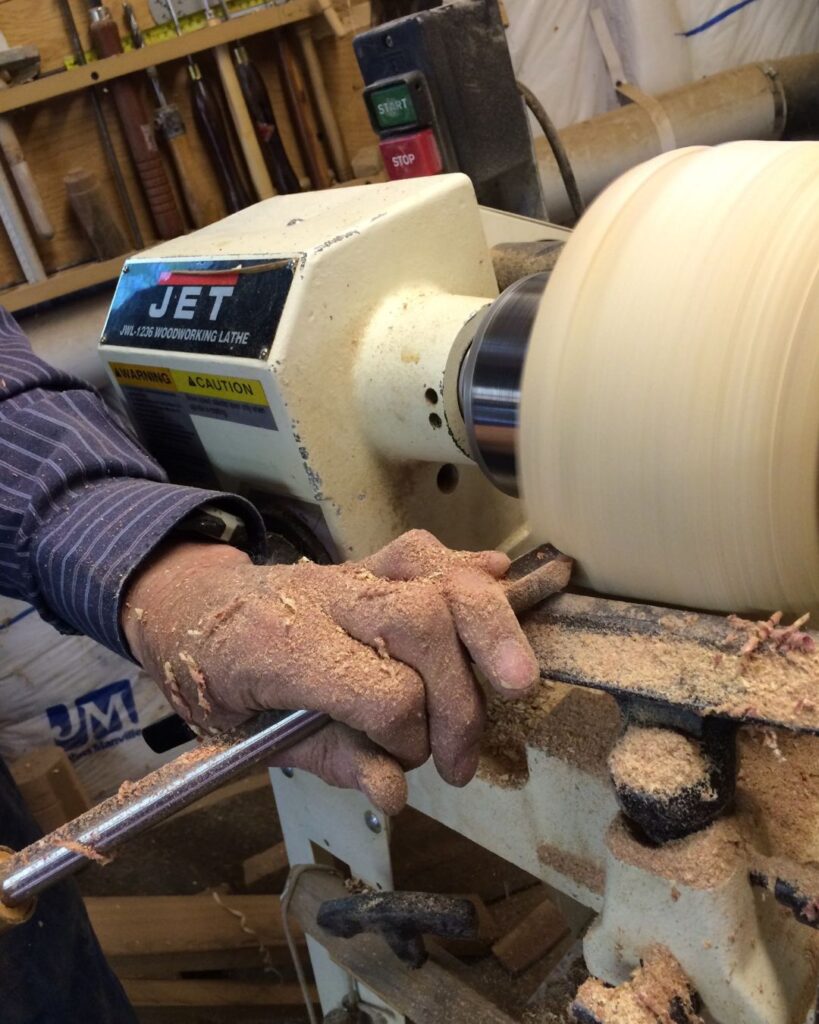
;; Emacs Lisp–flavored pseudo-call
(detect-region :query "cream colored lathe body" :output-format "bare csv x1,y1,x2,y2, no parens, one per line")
100,175,527,560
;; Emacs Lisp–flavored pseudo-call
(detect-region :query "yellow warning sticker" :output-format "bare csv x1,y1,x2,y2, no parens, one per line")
170,371,268,406
108,361,276,431
109,362,176,392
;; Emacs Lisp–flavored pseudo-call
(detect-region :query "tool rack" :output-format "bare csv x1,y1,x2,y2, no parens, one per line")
0,0,374,313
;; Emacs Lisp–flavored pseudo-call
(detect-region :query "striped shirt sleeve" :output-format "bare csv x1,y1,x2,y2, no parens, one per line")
0,307,266,659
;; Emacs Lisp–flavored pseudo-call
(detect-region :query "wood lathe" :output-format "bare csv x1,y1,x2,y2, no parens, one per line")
5,141,819,1022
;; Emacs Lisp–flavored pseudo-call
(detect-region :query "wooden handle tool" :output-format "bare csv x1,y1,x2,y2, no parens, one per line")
274,29,332,190
88,4,185,240
64,167,127,260
204,0,274,200
295,23,352,183
123,3,222,229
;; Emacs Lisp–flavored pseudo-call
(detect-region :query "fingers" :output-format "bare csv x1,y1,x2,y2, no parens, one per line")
329,584,485,787
268,723,408,815
444,568,540,696
364,529,510,583
247,609,430,771
363,529,452,579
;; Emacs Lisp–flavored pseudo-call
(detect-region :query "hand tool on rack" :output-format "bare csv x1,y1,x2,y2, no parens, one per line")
0,156,46,283
57,0,144,249
0,556,562,926
274,28,331,190
123,3,222,229
216,0,300,195
64,167,127,260
202,0,274,200
0,33,53,241
165,0,253,214
87,1,186,241
294,21,351,184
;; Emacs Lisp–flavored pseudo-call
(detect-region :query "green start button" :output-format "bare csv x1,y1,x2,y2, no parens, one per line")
370,82,417,130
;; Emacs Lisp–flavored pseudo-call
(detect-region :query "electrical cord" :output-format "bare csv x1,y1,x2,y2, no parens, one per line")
281,863,356,1024
517,79,585,222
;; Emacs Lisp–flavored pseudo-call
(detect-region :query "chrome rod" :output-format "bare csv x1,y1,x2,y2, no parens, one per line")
0,708,328,909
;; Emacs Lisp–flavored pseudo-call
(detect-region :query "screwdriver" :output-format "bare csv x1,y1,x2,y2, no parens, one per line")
216,0,301,195
164,0,252,214
88,1,185,241
123,3,221,229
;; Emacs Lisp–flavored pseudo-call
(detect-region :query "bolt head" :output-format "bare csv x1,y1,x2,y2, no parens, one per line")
281,767,295,778
364,810,382,834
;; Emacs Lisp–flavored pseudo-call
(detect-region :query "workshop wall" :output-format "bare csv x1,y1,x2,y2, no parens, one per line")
0,0,377,296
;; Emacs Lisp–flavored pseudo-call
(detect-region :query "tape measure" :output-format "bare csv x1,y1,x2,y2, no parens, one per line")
62,0,272,68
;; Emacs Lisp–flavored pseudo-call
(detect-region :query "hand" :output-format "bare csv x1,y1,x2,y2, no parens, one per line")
122,530,570,813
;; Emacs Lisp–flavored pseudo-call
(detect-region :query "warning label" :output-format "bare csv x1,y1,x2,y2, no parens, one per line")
110,362,276,486
110,363,276,432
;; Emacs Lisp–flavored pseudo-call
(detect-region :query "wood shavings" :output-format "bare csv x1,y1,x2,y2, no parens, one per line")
728,611,814,657
572,946,704,1023
210,889,281,978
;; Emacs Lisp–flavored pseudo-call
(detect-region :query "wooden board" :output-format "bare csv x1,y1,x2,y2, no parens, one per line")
123,978,317,1007
84,891,302,957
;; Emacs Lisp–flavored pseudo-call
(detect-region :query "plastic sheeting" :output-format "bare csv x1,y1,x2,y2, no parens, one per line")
506,0,819,131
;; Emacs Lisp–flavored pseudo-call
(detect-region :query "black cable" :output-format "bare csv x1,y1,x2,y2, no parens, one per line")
517,79,585,222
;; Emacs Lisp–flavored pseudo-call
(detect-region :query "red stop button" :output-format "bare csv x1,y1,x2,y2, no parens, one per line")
379,129,443,180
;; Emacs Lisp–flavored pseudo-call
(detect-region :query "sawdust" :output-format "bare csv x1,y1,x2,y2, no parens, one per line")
522,605,819,733
482,682,622,783
609,727,710,797
735,727,819,862
572,946,704,1024
537,842,605,896
606,817,745,890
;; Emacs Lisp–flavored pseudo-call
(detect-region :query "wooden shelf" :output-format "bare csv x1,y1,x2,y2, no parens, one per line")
2,252,135,312
0,0,321,116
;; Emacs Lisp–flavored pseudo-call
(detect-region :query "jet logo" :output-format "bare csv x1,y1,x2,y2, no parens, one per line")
148,270,238,322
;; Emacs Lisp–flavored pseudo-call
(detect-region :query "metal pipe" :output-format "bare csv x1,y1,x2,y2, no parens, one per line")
0,708,329,911
536,55,819,224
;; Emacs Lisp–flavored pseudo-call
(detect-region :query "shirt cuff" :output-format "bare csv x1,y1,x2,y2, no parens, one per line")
30,478,267,659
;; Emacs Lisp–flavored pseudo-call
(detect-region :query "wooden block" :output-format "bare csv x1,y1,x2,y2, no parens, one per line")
123,978,317,1008
9,744,90,832
84,891,302,959
491,895,570,977
242,841,289,887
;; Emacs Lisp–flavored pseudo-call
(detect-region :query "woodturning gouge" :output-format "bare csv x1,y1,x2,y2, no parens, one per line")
0,554,569,928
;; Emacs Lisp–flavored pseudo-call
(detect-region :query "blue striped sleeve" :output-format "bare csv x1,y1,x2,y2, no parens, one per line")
0,307,266,658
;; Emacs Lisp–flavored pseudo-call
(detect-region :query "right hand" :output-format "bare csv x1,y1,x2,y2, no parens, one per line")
122,530,570,814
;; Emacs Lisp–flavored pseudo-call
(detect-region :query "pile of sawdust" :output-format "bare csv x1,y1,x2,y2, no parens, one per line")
609,727,710,797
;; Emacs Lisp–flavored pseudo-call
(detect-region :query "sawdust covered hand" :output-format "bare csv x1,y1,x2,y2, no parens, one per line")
122,530,569,814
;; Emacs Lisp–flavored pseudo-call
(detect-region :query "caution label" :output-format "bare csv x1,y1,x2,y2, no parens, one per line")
172,371,268,407
110,361,276,470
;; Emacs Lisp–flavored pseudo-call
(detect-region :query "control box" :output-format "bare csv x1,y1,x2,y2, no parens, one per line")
354,0,546,220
